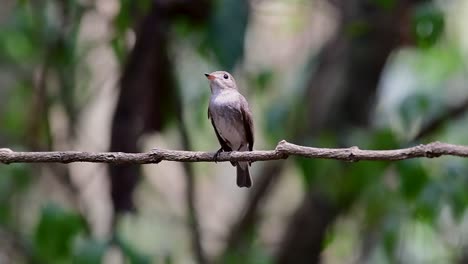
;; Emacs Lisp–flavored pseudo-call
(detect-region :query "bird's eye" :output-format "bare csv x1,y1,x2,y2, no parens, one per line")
223,74,229,79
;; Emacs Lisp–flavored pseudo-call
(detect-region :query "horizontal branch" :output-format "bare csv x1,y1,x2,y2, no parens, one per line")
0,141,467,165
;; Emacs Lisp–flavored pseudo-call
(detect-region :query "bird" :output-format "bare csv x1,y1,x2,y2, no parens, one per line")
205,71,254,188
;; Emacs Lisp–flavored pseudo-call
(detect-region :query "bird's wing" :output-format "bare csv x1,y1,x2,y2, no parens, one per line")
208,107,232,152
240,96,254,152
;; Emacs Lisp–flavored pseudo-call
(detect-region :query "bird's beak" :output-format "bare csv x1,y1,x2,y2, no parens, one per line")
204,73,215,80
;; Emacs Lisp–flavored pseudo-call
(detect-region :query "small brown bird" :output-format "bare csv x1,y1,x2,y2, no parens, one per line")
205,71,254,188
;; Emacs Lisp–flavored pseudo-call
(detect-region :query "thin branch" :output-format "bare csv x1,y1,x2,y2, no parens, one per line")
0,141,468,164
413,96,468,140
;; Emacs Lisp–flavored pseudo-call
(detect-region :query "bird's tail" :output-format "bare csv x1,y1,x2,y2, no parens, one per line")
236,162,252,188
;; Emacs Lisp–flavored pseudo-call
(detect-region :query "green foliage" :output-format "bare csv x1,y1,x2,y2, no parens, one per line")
397,160,429,200
222,240,271,264
413,45,464,83
412,182,439,223
0,163,32,225
265,99,291,143
72,238,107,264
372,0,396,10
115,235,151,264
0,0,467,263
0,8,36,63
29,204,110,263
1,28,34,62
34,204,87,262
253,70,274,93
412,3,444,48
111,0,147,63
295,130,398,204
441,162,468,219
345,20,371,38
340,161,389,205
399,93,432,122
366,129,399,150
294,134,339,189
208,0,249,70
0,0,91,140
383,225,397,260
397,92,440,139
2,82,32,139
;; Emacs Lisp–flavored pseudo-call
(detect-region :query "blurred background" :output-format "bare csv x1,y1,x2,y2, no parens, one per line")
0,0,468,263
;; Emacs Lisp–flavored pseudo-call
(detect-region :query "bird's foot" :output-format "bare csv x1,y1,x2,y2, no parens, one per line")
214,148,223,163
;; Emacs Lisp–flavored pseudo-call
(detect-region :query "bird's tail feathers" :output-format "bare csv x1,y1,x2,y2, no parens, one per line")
236,162,252,188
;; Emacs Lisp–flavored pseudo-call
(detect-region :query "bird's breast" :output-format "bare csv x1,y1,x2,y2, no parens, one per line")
209,92,245,149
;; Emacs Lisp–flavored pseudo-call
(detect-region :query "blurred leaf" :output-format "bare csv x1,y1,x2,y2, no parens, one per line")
34,204,86,262
254,70,274,93
345,20,370,38
164,254,173,264
0,163,32,224
3,30,34,61
2,81,32,138
115,235,151,264
173,17,204,36
220,219,261,263
368,129,399,150
412,3,444,48
295,157,318,188
322,227,335,250
442,163,468,219
397,160,428,200
208,0,248,70
72,238,107,264
0,163,32,193
115,0,133,33
294,134,339,189
338,129,395,201
222,239,271,264
362,185,394,227
383,228,397,260
341,161,388,205
112,0,151,63
399,93,431,120
112,0,154,63
114,0,151,33
413,46,463,83
296,158,343,192
372,0,396,10
0,204,10,225
0,5,40,63
413,183,439,223
265,100,290,143
264,84,310,144
194,92,210,131
111,34,128,64
449,187,468,220
398,92,438,138
351,128,399,150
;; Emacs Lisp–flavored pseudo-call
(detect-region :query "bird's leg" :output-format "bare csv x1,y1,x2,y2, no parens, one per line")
214,147,224,163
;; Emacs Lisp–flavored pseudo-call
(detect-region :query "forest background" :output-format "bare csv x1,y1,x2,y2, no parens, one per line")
1,0,468,263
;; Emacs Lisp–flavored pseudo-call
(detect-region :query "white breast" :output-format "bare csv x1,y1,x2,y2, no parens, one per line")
210,91,246,150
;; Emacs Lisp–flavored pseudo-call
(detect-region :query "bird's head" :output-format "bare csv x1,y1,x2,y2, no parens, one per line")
204,71,237,93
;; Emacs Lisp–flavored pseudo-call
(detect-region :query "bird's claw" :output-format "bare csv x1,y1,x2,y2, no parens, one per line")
214,148,223,163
